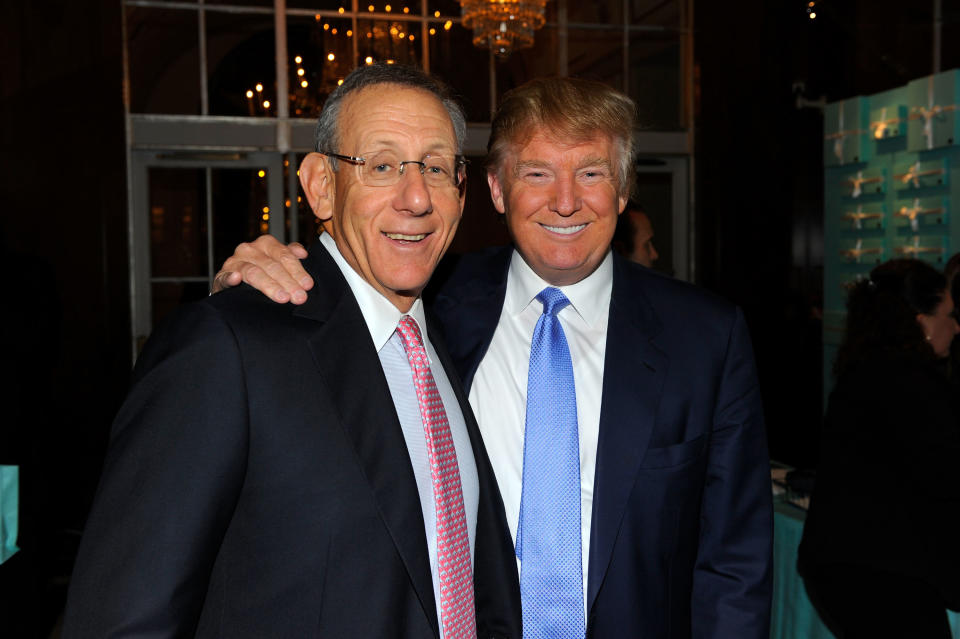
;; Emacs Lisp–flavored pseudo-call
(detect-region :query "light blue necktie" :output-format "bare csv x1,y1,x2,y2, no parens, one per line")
517,287,584,639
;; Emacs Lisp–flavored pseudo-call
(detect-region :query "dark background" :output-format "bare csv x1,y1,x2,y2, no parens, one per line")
2,0,960,635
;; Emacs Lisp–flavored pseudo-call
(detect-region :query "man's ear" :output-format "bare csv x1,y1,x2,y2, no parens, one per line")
487,170,506,214
299,153,334,223
618,194,628,216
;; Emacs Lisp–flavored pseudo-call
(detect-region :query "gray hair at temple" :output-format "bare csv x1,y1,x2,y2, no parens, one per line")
485,76,639,198
314,63,467,169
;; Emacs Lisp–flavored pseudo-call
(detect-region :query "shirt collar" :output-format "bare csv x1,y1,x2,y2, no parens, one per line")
504,247,614,327
319,232,428,353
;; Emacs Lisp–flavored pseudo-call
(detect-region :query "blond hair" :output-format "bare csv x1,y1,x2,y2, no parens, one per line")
486,77,638,197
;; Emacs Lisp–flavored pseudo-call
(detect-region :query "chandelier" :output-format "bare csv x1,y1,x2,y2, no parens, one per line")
459,0,549,59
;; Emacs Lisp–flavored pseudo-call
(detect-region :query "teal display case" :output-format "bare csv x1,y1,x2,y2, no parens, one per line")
823,70,960,403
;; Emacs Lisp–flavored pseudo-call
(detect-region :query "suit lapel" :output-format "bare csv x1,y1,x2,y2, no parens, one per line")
294,245,439,637
430,248,512,391
587,257,667,612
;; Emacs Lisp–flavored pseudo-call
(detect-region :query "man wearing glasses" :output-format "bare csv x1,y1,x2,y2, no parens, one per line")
217,75,773,637
62,64,521,638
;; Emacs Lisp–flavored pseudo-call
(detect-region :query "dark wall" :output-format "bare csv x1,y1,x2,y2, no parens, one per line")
694,0,960,467
0,1,128,634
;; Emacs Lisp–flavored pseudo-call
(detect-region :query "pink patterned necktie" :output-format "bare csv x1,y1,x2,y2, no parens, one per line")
396,316,477,639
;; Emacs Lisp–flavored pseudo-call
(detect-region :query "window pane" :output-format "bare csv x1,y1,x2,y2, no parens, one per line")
628,30,681,130
285,153,324,246
148,168,207,277
127,7,200,114
495,25,559,97
629,0,680,27
428,0,461,17
356,19,422,67
569,0,623,25
211,168,271,269
288,15,355,118
633,171,674,276
568,27,624,90
429,22,491,122
207,10,277,116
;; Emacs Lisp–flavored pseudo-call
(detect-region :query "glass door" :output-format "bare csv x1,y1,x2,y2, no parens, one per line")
129,150,287,355
635,156,690,281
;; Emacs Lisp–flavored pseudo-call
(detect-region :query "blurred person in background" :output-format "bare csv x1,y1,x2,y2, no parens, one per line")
611,202,659,268
799,258,960,638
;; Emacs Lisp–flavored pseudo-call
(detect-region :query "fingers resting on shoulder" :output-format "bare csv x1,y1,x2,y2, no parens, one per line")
212,235,313,305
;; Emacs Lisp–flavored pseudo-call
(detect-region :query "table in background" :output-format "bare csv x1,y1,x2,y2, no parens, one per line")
771,501,960,639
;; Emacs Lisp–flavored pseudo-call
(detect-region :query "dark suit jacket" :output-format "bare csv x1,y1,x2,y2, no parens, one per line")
430,246,773,639
62,244,522,638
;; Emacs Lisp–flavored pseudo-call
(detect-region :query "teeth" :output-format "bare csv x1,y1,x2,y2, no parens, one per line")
385,232,426,241
542,223,586,235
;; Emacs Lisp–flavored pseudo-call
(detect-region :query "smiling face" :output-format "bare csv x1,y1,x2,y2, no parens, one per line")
488,131,627,286
301,85,464,311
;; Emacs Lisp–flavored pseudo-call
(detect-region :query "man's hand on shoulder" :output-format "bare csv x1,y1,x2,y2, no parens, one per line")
212,235,314,304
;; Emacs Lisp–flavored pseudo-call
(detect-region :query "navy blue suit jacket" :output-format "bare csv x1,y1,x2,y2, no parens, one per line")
63,244,522,639
430,246,773,639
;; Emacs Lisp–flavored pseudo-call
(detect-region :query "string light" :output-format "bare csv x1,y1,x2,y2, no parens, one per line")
246,90,254,98
262,100,270,108
262,206,270,214
297,68,305,76
294,55,302,64
301,80,309,88
255,83,263,92
327,52,335,61
346,29,353,36
258,170,266,178
385,4,392,11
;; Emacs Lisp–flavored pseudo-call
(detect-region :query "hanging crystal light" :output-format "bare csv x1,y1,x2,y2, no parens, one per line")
458,0,549,59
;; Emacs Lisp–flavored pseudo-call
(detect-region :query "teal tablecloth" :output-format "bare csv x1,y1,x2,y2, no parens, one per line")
0,465,18,564
772,501,960,638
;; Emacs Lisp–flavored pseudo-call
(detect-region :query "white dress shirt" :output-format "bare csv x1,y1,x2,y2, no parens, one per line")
320,233,479,638
468,248,613,610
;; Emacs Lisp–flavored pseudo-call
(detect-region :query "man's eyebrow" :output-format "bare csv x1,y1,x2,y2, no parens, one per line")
577,156,612,169
514,159,552,175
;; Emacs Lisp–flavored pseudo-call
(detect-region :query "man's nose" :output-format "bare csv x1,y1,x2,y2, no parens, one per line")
550,174,581,216
396,166,433,215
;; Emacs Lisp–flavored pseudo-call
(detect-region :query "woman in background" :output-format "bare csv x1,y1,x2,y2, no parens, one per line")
799,258,960,638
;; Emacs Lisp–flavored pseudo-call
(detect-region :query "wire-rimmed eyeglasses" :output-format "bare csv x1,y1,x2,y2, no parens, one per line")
322,150,468,190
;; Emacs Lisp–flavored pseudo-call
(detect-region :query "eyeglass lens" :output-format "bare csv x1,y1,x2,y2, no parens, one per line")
359,151,462,188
